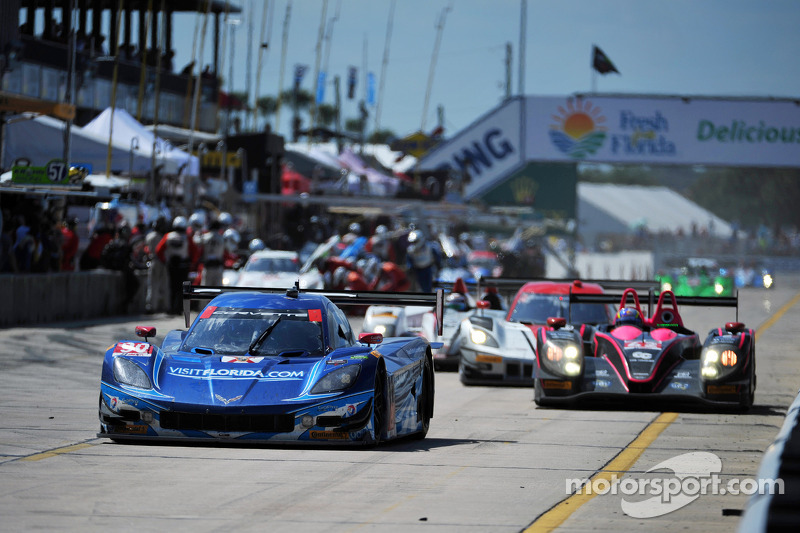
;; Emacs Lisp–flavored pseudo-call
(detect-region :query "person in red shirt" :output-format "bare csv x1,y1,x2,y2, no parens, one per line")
60,218,80,271
370,261,411,292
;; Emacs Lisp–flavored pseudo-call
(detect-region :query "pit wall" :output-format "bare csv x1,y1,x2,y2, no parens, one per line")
0,270,147,328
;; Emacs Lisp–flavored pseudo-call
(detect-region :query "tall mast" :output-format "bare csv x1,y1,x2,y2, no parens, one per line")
374,0,395,133
421,3,451,132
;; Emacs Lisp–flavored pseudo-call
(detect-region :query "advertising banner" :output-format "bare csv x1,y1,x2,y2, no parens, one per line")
416,98,524,200
526,95,800,167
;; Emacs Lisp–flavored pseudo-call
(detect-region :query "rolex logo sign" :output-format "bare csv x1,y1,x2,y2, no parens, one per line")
512,177,538,204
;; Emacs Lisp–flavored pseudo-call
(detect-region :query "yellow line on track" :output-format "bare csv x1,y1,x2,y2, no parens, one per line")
525,289,800,532
20,443,95,462
755,291,800,340
524,412,678,533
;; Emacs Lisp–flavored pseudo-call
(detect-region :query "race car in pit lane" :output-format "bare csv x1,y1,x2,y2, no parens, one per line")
98,283,444,445
533,287,755,410
361,278,502,371
454,279,621,386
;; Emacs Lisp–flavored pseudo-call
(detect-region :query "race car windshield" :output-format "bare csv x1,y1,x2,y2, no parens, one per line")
509,294,611,325
245,257,300,274
182,307,324,356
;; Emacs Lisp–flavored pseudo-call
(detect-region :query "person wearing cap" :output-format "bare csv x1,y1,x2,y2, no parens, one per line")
156,216,199,314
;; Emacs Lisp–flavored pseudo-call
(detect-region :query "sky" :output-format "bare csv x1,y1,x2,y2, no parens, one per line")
167,0,800,141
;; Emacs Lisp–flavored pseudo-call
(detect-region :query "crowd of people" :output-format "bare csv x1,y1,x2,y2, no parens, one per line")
0,197,550,318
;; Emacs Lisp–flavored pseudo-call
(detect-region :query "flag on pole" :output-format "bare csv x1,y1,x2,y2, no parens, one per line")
592,45,620,75
316,71,326,104
347,66,357,99
366,72,376,106
294,64,308,89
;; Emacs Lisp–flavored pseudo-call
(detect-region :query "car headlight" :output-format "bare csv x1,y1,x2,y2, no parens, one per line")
374,324,387,335
701,345,741,381
113,358,153,389
714,282,724,295
469,326,498,348
763,274,773,289
540,341,583,377
310,365,361,394
661,282,672,292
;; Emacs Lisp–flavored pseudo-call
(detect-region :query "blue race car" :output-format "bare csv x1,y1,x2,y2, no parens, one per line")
99,283,444,445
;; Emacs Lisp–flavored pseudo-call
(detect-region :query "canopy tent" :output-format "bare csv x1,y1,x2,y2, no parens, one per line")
81,108,198,176
3,113,152,176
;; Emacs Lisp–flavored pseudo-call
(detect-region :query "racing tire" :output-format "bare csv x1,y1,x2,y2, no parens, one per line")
739,356,756,411
413,355,434,440
371,364,387,445
533,379,555,407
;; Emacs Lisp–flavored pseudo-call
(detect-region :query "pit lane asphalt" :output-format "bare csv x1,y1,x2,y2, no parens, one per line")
0,278,798,532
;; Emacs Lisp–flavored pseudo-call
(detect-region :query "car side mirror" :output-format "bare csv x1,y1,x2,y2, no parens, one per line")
359,332,383,345
547,317,567,330
136,326,157,342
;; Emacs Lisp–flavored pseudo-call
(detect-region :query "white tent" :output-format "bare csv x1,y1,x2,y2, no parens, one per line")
81,108,198,176
2,110,198,177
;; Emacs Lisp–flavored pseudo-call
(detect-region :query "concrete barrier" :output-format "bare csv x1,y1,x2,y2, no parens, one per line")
0,270,148,328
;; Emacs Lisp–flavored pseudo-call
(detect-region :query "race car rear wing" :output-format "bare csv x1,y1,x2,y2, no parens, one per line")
568,290,739,322
435,277,659,297
182,282,446,335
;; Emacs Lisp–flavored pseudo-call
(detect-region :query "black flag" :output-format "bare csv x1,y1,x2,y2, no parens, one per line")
592,45,620,75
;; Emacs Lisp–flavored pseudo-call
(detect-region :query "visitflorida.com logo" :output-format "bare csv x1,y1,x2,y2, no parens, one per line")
549,97,608,158
565,452,783,518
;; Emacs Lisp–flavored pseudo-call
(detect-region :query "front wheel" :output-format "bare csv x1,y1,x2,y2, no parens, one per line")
371,364,387,444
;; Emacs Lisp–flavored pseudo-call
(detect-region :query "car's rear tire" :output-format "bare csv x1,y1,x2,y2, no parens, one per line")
414,356,434,440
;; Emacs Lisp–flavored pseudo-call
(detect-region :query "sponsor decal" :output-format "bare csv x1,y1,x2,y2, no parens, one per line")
711,336,737,344
476,354,503,364
350,355,369,360
112,342,153,357
309,430,350,440
549,98,608,158
215,394,243,405
109,396,119,411
308,309,322,322
370,350,382,359
542,379,572,390
625,340,662,350
167,367,304,381
199,306,217,319
345,405,356,417
632,373,650,379
670,382,689,391
707,384,738,394
221,356,264,363
327,359,348,366
593,379,612,389
631,351,653,360
675,371,691,379
113,424,148,434
596,369,610,377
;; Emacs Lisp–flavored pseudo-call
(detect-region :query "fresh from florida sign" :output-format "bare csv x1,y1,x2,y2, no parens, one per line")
526,95,800,167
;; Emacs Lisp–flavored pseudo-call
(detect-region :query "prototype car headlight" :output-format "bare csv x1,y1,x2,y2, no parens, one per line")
701,345,741,381
661,281,673,292
714,282,724,295
469,326,498,348
763,274,773,289
113,358,153,389
310,365,361,394
540,341,583,378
